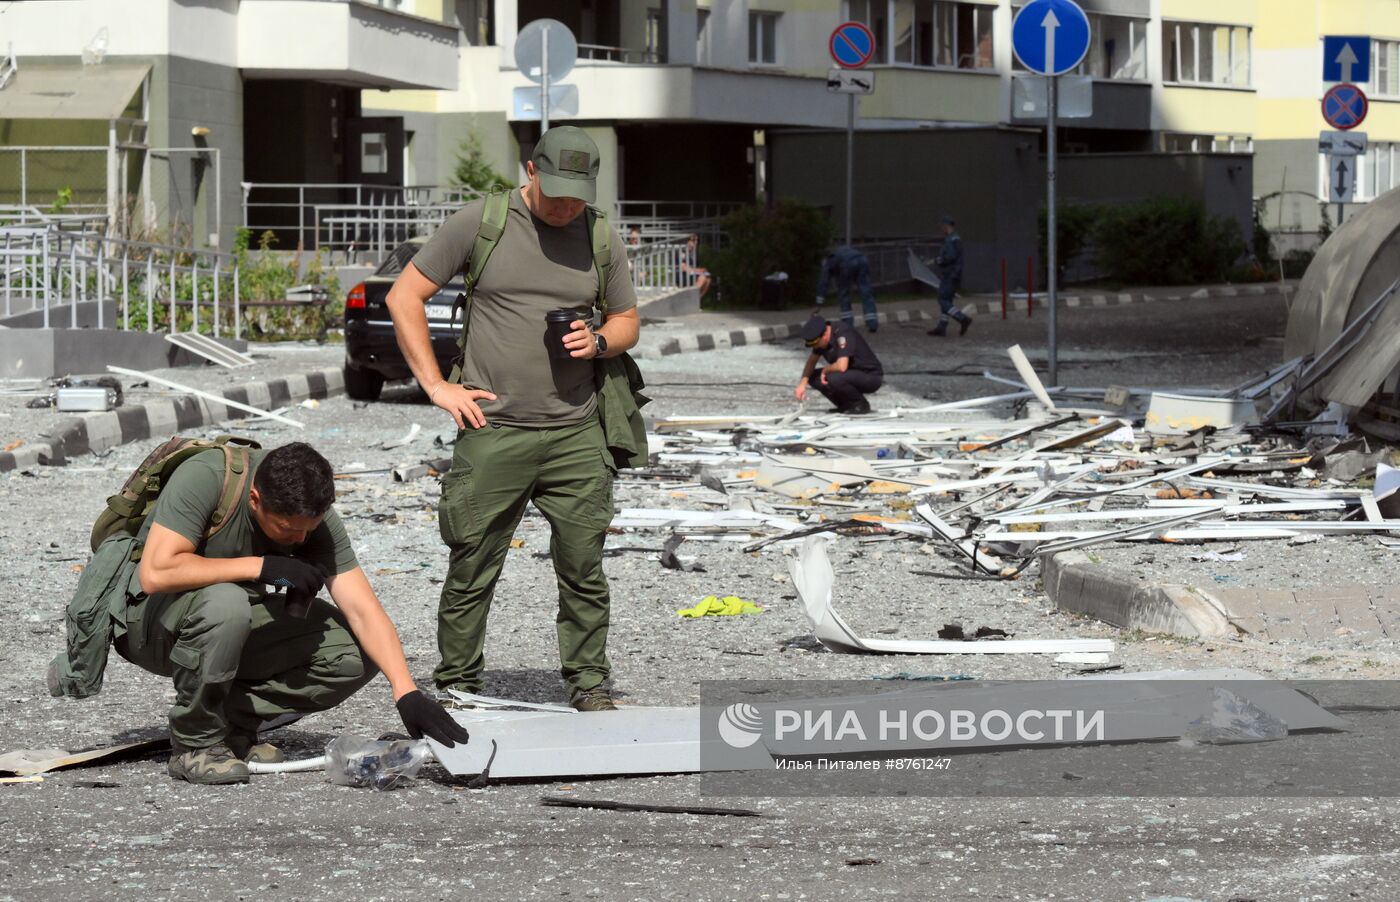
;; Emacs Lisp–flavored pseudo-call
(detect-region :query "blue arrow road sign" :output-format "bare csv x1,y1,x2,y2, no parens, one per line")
1012,0,1090,76
1323,83,1368,130
829,21,876,69
1323,36,1370,83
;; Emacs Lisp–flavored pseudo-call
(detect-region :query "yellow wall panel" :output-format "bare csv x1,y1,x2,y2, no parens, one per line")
1158,86,1257,134
362,90,441,114
1257,97,1400,141
1252,1,1319,49
1257,99,1328,139
1160,0,1257,27
1351,100,1400,140
1320,1,1400,37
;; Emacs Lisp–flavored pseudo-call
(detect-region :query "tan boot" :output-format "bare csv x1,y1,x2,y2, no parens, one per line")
227,733,286,765
570,686,618,712
167,743,250,785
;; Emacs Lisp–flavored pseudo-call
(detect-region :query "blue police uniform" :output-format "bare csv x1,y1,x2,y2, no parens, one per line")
816,246,879,332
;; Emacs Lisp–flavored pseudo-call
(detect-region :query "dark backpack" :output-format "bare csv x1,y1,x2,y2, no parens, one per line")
90,435,260,554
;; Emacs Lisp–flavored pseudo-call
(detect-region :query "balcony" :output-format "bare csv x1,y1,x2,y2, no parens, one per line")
238,0,458,90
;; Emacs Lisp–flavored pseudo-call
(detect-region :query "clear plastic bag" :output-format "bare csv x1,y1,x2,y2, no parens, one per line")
325,735,432,790
1182,688,1288,745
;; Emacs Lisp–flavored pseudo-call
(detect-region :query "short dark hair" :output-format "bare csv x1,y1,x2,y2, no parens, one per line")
253,443,336,518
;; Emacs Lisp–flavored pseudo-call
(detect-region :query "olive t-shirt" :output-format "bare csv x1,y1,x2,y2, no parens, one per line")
410,189,638,426
132,448,358,595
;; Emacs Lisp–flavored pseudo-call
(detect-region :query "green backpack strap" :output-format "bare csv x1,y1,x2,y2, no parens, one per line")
585,205,613,317
448,191,511,384
207,439,255,541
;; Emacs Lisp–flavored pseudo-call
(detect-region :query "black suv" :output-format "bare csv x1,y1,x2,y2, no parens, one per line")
342,237,465,400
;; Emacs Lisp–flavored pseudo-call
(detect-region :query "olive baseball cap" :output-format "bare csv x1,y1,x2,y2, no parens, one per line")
532,126,599,203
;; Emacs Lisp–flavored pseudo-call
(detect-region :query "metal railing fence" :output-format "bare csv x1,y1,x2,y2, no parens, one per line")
315,203,460,259
0,227,241,338
241,182,479,253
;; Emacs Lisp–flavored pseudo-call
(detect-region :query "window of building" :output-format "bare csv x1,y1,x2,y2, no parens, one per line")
849,0,889,64
1162,133,1251,153
749,11,779,65
457,0,492,46
646,8,664,64
853,1,993,71
697,8,711,65
1163,21,1250,86
1372,40,1400,96
1371,143,1395,199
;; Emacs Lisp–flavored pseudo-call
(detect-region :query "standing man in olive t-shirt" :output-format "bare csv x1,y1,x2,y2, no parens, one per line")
384,126,641,712
119,442,467,784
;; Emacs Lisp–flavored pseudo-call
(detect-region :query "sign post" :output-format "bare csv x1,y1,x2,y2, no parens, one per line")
828,21,875,247
515,19,578,133
1011,0,1090,388
1320,83,1368,225
1320,36,1370,228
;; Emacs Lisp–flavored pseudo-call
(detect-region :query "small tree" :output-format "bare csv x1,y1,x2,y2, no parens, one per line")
452,132,514,193
706,201,833,308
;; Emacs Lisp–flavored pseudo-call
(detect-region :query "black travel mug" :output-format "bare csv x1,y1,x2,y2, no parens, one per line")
545,308,587,360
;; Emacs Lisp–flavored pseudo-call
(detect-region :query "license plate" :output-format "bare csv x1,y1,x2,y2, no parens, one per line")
425,304,455,321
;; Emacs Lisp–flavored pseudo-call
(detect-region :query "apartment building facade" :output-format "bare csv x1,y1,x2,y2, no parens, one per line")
0,0,459,248
4,0,1396,259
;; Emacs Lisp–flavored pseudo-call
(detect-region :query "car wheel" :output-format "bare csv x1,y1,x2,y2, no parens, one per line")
344,363,385,401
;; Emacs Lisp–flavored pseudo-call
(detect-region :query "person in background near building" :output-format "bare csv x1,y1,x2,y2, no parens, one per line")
929,216,972,337
681,232,712,300
626,225,642,275
793,314,883,415
816,245,879,332
384,126,640,713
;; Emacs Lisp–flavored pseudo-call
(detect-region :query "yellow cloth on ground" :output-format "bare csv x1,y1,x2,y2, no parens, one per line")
676,595,763,618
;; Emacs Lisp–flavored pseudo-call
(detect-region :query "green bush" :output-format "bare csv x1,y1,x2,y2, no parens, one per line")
118,229,340,340
1092,197,1246,285
1038,202,1103,283
705,201,833,308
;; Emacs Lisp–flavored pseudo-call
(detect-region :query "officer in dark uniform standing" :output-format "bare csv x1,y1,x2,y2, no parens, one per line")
793,314,883,415
929,216,972,336
816,245,879,332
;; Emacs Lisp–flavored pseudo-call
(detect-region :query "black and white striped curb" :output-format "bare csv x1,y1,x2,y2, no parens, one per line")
635,283,1294,360
0,368,345,473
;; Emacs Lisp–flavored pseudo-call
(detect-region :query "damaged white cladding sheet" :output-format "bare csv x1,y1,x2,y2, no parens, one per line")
1284,187,1400,413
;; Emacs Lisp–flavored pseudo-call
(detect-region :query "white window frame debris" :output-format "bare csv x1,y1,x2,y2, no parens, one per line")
789,535,1114,655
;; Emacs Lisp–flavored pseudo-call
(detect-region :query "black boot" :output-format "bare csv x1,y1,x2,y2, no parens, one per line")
927,322,948,337
844,398,873,415
958,315,972,336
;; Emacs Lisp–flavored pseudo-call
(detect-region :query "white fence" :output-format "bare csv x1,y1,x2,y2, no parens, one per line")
241,182,477,255
0,227,241,337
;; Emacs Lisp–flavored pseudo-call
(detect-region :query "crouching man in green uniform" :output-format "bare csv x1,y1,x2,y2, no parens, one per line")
385,127,641,711
100,442,466,784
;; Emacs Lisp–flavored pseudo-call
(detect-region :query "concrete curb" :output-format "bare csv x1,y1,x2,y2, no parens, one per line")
0,367,346,473
634,282,1293,360
1042,550,1237,639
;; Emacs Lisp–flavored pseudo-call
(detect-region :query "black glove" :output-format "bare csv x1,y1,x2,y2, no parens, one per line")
259,556,328,596
396,690,470,748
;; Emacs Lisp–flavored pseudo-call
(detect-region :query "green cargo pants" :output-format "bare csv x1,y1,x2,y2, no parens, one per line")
433,416,615,693
115,583,377,750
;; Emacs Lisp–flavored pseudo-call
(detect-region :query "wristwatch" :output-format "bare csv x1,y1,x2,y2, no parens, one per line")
591,327,608,357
